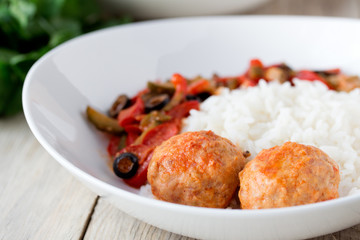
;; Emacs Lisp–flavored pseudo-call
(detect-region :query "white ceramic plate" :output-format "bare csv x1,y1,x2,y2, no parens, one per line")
23,16,360,240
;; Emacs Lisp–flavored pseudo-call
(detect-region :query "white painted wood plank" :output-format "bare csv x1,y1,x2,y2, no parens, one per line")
84,198,194,240
0,114,98,240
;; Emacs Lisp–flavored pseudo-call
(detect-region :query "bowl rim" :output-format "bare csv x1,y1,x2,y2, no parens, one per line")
23,14,360,217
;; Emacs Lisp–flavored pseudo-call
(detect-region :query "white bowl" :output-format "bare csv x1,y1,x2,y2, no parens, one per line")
100,0,269,19
23,16,360,240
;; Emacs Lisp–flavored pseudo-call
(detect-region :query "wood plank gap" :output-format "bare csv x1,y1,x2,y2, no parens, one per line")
79,196,100,240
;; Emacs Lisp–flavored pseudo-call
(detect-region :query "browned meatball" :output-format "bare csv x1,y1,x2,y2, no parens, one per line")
148,130,246,208
239,142,340,209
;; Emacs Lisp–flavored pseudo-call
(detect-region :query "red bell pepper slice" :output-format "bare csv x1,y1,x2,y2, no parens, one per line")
296,70,333,89
187,79,211,95
118,144,153,165
166,100,200,119
118,120,180,188
107,136,123,157
163,73,188,111
172,73,187,93
141,120,180,147
250,58,264,68
117,96,145,127
123,124,142,146
122,120,180,188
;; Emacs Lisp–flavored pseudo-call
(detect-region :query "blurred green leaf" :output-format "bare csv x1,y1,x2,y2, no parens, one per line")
61,0,98,21
9,0,36,28
48,17,82,47
31,0,65,18
0,48,18,62
0,0,130,117
0,60,21,117
0,3,11,20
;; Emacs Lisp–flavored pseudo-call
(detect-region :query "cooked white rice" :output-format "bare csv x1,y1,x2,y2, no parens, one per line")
182,80,360,197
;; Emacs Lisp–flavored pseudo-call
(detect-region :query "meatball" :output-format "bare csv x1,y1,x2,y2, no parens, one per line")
148,130,246,208
239,142,340,209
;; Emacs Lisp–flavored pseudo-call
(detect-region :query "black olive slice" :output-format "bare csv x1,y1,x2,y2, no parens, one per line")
109,94,131,118
186,92,211,102
197,92,211,101
113,152,139,179
185,94,201,102
144,94,170,113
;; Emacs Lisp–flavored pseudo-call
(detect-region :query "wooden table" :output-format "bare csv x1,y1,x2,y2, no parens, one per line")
1,0,360,239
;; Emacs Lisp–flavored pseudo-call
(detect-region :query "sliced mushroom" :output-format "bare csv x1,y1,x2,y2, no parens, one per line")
226,78,240,90
337,75,360,92
248,65,264,80
147,81,175,95
265,64,293,83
